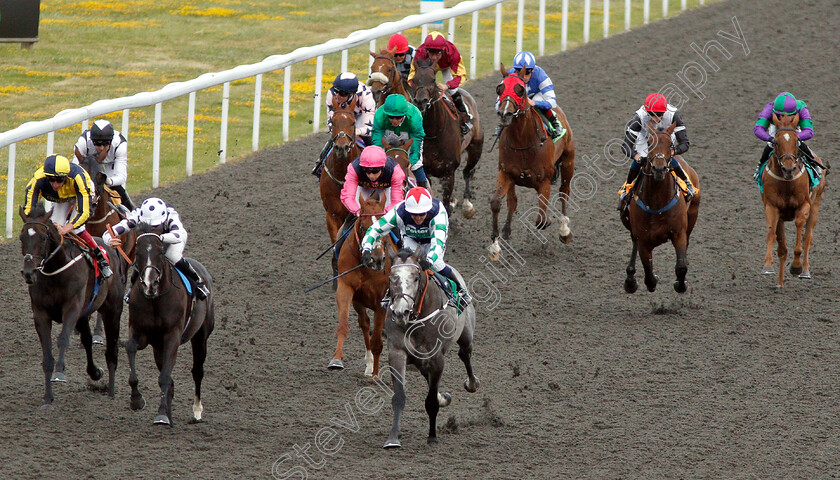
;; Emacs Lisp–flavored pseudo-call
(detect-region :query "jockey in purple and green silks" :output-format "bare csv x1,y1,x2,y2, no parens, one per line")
753,92,824,179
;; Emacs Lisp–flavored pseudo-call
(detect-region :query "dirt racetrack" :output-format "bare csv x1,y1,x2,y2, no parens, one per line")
3,0,840,478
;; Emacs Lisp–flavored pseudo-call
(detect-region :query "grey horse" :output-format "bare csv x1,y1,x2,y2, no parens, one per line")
383,249,479,448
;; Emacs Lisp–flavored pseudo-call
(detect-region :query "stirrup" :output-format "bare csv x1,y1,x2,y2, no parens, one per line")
99,263,113,279
195,283,209,300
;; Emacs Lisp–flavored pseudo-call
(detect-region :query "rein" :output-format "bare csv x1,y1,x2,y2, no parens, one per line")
498,97,545,151
634,154,681,215
767,127,805,181
135,232,174,298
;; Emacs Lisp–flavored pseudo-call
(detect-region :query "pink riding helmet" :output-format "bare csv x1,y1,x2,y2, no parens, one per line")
359,145,387,168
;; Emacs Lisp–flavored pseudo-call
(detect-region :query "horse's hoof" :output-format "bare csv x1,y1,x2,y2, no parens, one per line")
462,199,475,219
188,417,204,424
761,267,775,275
674,281,687,294
559,232,572,244
327,359,344,370
790,265,803,275
89,367,104,382
383,439,401,449
799,270,812,279
438,392,452,407
130,395,146,411
624,279,638,294
464,377,479,393
40,403,54,412
51,372,67,383
646,275,659,292
427,436,439,445
535,219,552,230
153,414,171,426
92,335,105,346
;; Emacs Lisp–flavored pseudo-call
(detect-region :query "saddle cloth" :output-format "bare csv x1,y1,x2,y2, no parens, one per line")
755,156,821,193
618,172,694,199
431,272,465,314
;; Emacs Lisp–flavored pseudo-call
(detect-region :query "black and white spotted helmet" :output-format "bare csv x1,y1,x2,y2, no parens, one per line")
139,197,167,226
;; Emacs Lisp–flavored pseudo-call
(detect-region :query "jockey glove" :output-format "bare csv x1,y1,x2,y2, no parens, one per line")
419,258,432,271
361,250,373,268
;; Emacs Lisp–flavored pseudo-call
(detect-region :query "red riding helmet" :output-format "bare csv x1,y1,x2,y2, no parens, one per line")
644,93,667,114
423,31,447,51
388,33,410,54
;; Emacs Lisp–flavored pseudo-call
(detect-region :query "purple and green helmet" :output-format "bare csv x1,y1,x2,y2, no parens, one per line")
773,92,798,115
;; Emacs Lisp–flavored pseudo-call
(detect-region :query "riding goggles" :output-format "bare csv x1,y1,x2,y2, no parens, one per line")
518,68,534,75
362,167,383,175
425,48,443,55
93,140,110,146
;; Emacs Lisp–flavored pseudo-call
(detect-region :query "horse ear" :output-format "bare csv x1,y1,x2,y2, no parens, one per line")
499,63,507,77
772,112,781,127
370,51,377,58
404,137,413,148
665,122,676,135
388,45,397,55
18,205,27,221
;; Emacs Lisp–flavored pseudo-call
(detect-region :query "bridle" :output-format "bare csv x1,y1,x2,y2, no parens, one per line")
411,64,443,116
497,79,544,151
369,55,400,98
22,221,84,276
135,232,170,298
769,127,804,179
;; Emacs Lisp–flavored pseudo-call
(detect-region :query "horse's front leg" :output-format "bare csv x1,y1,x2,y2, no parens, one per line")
639,243,658,292
440,172,456,214
153,332,180,426
125,329,147,411
75,315,103,382
790,203,811,276
672,231,689,293
801,187,825,278
503,184,519,240
34,315,55,409
52,307,81,383
370,306,386,380
489,175,513,260
353,302,373,377
329,282,353,370
762,204,780,275
624,236,639,294
461,143,481,219
775,217,788,288
384,350,407,449
425,361,447,445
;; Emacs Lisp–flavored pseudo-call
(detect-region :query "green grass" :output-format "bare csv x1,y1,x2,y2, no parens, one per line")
0,0,717,239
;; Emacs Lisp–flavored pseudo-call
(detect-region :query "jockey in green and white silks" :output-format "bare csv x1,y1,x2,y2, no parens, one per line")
360,187,471,304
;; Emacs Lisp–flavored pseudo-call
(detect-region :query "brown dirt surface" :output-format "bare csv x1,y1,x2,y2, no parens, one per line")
2,0,840,478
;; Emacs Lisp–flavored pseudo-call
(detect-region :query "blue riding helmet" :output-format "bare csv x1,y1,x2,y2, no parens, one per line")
512,51,536,70
333,72,359,96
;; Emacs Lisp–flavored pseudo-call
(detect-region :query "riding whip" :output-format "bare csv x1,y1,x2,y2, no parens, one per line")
315,226,353,261
106,224,132,264
303,264,364,293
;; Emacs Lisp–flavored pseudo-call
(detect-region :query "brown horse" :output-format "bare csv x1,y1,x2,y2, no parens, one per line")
410,56,483,218
329,191,392,379
490,70,575,255
759,113,826,286
621,123,700,293
368,47,412,107
382,136,416,187
82,170,136,344
319,95,363,244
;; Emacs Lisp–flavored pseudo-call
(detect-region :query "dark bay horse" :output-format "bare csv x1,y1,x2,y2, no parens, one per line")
368,47,412,107
19,202,126,409
410,56,483,218
320,95,363,244
760,112,826,286
330,191,391,378
78,160,136,344
621,123,700,293
490,70,575,257
126,223,215,426
383,249,479,448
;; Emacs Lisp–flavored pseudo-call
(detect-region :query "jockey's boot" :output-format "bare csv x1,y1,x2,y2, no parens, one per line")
451,91,472,136
541,108,565,140
312,139,333,178
754,144,773,180
333,214,356,261
176,258,209,300
112,185,136,211
551,158,563,185
439,265,472,306
124,267,138,303
671,160,697,201
79,230,112,279
618,167,640,211
800,142,827,171
91,246,113,279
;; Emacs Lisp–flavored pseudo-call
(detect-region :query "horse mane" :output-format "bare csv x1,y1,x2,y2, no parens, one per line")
415,55,435,69
28,201,48,219
396,248,415,263
137,222,156,235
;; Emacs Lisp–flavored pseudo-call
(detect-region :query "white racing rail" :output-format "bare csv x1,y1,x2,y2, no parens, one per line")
3,0,703,237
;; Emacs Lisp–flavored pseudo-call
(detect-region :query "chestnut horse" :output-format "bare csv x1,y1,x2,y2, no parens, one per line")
319,95,363,244
368,48,412,107
410,56,483,218
490,70,575,254
759,112,826,286
621,123,700,293
329,191,392,379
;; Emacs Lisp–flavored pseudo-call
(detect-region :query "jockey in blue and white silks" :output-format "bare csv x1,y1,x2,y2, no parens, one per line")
501,51,565,139
360,187,471,304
